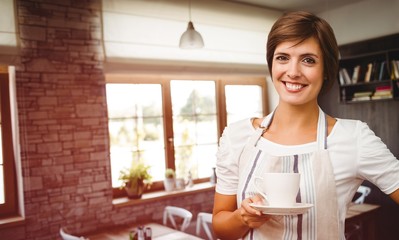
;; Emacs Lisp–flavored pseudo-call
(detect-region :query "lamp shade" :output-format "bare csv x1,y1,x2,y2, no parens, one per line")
179,21,204,49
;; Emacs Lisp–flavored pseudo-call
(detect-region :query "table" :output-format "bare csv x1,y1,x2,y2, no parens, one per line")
345,203,381,240
87,222,203,240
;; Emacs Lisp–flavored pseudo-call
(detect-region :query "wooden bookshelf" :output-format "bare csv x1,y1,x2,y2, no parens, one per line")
338,49,399,103
337,34,399,103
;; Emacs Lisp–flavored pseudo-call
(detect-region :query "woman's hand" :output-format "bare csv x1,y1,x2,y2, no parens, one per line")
239,195,271,228
213,193,271,239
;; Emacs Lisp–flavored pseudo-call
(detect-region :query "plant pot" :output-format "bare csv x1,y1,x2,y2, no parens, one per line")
124,180,145,199
164,178,175,192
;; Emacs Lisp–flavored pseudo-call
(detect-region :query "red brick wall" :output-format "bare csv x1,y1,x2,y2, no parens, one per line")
0,1,214,239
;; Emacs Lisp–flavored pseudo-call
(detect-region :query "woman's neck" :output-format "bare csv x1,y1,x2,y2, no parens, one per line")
273,103,319,127
263,103,320,145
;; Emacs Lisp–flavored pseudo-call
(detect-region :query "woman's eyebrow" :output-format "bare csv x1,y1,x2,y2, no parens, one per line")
274,51,320,59
300,53,320,59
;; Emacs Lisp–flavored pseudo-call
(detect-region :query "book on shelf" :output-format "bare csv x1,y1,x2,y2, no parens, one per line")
371,93,393,100
378,61,387,81
364,63,373,82
339,68,352,85
370,61,379,81
351,95,371,101
351,91,372,101
353,91,373,97
391,60,399,80
371,85,393,99
375,85,392,92
351,65,361,83
373,90,392,96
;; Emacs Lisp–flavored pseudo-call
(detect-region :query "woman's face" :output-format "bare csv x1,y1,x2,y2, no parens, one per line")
271,37,324,106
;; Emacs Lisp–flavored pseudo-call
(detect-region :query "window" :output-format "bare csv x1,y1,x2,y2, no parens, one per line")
0,67,18,217
170,80,218,179
106,75,268,196
107,83,165,187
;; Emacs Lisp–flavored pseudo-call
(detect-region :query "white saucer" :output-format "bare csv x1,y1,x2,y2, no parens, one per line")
249,203,313,215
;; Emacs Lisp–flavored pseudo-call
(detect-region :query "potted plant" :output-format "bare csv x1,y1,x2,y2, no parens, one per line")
119,161,152,199
164,168,176,192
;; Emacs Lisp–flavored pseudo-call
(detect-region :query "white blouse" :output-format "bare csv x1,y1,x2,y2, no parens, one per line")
216,117,399,202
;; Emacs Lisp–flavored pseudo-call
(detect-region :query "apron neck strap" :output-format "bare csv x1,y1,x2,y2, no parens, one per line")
316,107,328,150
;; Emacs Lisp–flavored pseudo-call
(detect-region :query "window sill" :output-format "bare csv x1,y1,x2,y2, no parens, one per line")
113,182,215,207
0,215,25,229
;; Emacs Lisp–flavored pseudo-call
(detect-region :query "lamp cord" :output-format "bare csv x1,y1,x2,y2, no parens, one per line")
188,0,192,21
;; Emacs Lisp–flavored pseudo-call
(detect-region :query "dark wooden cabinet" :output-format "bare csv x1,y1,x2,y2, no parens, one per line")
338,49,399,103
319,33,399,240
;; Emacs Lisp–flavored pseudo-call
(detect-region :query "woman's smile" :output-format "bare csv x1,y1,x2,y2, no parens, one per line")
284,81,308,91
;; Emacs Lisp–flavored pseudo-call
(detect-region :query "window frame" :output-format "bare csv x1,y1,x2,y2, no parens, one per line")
217,76,269,135
106,74,268,198
0,69,18,218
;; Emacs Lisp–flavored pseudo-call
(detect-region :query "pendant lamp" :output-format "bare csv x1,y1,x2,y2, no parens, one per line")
179,1,204,49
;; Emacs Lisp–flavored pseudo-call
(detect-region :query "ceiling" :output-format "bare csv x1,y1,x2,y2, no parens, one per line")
224,0,365,13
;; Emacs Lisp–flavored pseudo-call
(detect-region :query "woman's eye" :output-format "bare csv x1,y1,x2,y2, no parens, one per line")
303,57,315,64
275,55,288,61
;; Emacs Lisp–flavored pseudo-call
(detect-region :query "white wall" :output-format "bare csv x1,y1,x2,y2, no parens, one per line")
102,0,281,67
319,0,399,45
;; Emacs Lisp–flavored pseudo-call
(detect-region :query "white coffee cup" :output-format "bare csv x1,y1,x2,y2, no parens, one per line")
254,172,300,207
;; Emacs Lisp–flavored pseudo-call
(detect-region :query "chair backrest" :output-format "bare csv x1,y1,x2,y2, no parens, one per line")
163,206,193,231
354,185,371,204
60,228,86,240
196,212,214,240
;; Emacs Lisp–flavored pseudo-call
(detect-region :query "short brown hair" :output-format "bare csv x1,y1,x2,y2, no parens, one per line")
266,11,339,93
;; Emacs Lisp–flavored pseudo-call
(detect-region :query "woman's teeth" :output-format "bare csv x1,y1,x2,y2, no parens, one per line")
286,82,303,90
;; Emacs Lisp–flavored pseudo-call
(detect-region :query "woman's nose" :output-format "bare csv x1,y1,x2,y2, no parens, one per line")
286,62,301,78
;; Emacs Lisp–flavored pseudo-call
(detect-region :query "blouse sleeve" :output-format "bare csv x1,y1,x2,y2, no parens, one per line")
215,118,255,195
357,121,399,194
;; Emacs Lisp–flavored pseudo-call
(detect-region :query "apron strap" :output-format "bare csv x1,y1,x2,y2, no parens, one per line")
249,128,266,147
316,107,328,150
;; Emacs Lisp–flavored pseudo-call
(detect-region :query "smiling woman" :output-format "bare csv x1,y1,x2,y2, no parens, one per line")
212,11,399,240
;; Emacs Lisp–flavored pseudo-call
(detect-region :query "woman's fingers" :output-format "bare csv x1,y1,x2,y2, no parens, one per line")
239,197,270,228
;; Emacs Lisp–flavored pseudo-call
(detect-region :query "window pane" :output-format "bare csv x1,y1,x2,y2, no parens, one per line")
171,81,216,116
174,144,218,179
173,115,217,145
225,85,263,124
106,84,165,187
171,80,217,179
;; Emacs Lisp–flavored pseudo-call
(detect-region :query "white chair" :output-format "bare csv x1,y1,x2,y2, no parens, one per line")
60,228,87,240
354,185,371,204
163,206,193,232
196,212,215,240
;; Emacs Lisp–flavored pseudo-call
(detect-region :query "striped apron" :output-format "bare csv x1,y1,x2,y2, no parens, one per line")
236,109,340,240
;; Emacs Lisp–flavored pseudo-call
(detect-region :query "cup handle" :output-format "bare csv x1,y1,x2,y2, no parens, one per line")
254,177,269,203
